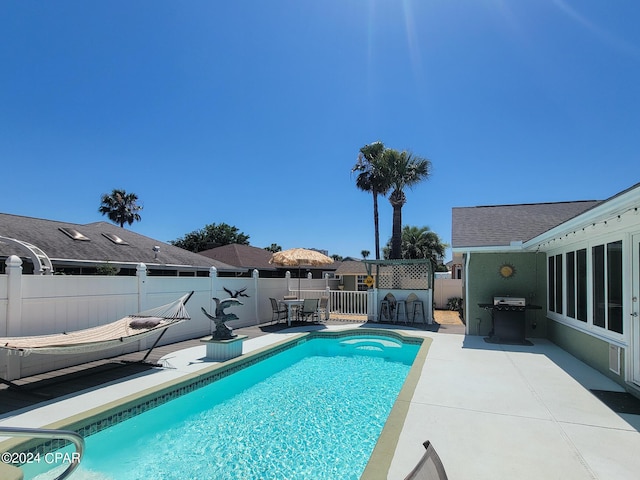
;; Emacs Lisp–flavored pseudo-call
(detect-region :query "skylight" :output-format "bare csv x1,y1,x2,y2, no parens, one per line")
59,227,90,241
102,232,129,245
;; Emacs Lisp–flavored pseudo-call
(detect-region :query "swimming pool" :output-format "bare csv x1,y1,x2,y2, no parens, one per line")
22,330,423,480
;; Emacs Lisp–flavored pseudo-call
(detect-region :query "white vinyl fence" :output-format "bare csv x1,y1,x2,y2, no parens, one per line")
0,255,446,380
295,289,368,316
0,258,292,380
432,278,463,309
293,279,456,316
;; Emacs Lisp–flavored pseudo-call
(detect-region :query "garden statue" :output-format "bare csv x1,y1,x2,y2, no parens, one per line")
223,286,250,298
201,297,242,340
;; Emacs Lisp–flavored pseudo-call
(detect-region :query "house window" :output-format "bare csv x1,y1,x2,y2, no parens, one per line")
555,254,563,315
548,254,563,314
592,241,623,334
548,256,555,312
566,251,575,318
607,241,623,334
576,249,587,321
356,275,368,291
566,249,587,322
593,244,605,328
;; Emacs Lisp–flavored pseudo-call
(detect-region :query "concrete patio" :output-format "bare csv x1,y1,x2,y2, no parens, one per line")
388,332,640,480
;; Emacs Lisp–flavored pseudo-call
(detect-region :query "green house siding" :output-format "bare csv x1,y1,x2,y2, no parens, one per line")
467,252,547,337
547,319,626,387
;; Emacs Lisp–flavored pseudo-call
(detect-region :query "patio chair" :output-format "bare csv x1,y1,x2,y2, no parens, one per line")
404,440,449,480
316,296,329,322
299,298,319,322
269,298,288,323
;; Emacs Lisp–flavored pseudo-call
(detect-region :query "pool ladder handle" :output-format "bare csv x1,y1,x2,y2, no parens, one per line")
0,426,84,480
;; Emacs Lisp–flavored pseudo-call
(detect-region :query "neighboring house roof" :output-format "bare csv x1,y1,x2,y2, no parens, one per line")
0,213,242,272
199,244,338,274
452,200,602,249
198,244,277,270
334,260,369,276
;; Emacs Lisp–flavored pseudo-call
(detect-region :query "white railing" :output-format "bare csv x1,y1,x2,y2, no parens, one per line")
291,289,369,316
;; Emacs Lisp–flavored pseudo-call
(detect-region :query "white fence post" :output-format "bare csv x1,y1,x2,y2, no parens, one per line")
368,289,377,322
253,269,259,324
5,255,23,379
136,263,149,350
5,255,23,337
210,266,218,334
136,263,148,312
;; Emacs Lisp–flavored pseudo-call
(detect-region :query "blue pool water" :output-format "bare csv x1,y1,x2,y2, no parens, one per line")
29,333,420,480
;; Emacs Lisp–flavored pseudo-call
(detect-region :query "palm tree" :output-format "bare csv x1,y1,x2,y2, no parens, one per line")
352,142,389,260
361,250,370,260
98,189,143,228
399,226,447,262
264,243,282,253
380,149,431,259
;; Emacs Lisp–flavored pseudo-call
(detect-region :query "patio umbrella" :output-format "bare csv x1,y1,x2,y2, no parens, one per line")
269,248,334,297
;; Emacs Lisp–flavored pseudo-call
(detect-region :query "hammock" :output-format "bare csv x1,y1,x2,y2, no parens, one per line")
0,292,193,356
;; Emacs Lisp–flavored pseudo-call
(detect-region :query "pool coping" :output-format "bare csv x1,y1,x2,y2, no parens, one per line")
0,327,427,475
361,334,433,479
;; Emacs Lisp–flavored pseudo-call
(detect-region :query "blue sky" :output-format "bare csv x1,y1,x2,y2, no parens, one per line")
1,1,639,261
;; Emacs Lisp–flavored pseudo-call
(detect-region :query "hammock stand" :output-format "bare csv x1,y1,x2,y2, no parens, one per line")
0,291,194,390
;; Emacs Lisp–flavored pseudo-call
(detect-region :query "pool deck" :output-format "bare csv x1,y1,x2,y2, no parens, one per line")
1,314,640,479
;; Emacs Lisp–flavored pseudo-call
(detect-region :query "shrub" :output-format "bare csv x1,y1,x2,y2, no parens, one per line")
446,297,463,311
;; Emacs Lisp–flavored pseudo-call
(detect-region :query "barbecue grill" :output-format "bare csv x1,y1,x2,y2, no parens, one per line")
491,296,527,342
493,296,526,309
477,296,540,344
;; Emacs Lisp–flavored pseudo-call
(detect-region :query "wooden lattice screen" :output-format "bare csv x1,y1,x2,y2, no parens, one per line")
364,260,433,290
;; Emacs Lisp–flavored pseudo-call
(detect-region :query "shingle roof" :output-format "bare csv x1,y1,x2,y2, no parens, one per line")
452,200,602,248
198,244,338,273
334,260,368,275
198,244,277,270
0,213,241,271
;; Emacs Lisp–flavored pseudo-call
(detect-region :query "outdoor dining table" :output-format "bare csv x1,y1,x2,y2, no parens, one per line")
282,299,303,327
